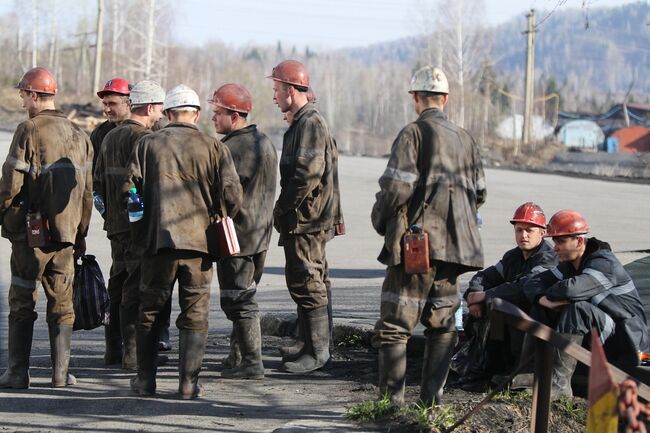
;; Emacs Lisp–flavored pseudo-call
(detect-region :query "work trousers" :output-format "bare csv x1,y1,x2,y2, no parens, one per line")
217,251,267,320
139,249,213,333
373,261,461,346
8,241,75,326
108,233,140,312
282,231,331,311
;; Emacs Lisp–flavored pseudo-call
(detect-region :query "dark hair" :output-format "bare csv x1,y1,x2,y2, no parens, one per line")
414,91,446,103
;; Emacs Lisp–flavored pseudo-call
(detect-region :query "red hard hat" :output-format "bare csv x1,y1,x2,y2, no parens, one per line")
208,83,252,114
97,77,131,98
15,67,57,95
510,202,546,228
268,60,309,88
545,209,590,237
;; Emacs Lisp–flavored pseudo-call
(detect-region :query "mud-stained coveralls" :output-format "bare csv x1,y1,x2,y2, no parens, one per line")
0,109,93,387
524,238,650,368
275,102,337,313
123,121,242,395
94,119,150,366
462,241,558,379
371,107,486,405
218,124,277,320
90,120,115,172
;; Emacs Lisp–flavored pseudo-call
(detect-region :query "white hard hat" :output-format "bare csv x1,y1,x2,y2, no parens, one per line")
164,84,201,111
409,66,449,94
129,80,165,105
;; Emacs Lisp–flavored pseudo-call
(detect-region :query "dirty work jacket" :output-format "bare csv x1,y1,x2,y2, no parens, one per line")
275,102,337,235
0,109,93,243
123,122,243,257
94,119,150,239
222,124,277,256
371,107,486,273
466,240,558,303
523,238,650,358
90,120,116,173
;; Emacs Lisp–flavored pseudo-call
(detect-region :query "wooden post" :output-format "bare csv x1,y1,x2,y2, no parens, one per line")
530,339,553,433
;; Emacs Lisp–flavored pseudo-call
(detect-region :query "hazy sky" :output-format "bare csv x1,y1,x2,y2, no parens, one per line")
0,0,641,49
172,0,639,48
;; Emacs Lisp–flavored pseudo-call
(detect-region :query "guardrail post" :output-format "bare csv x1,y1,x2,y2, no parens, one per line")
530,338,553,433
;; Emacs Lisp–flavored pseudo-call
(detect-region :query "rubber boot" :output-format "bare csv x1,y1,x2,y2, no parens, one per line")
120,305,138,370
377,344,407,407
282,306,330,373
222,318,264,379
104,303,122,365
130,327,159,396
279,307,306,362
221,327,242,369
49,324,76,387
419,330,458,406
178,330,207,399
0,319,34,389
550,334,581,400
511,333,536,391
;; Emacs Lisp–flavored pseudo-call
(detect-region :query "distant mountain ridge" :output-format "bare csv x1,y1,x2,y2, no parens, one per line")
343,2,650,95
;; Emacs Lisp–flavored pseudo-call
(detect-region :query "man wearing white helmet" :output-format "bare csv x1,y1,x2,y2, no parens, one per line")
371,66,486,406
94,80,165,369
124,84,242,399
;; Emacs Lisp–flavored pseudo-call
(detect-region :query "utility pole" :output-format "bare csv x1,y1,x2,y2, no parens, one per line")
522,9,536,146
31,0,38,67
144,0,155,79
93,0,104,94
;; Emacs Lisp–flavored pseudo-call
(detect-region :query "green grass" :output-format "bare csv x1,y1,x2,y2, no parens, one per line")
336,333,365,348
405,402,460,432
491,389,532,405
345,394,399,422
552,396,587,422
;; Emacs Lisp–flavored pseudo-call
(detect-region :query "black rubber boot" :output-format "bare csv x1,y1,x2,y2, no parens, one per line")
222,318,264,379
130,327,159,396
49,324,76,387
377,344,407,406
178,330,207,399
0,319,34,389
419,330,458,406
279,307,306,362
104,301,122,365
221,327,242,369
551,334,581,400
120,305,138,370
282,306,330,373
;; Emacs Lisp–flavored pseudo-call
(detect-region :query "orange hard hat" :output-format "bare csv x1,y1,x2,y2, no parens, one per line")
510,202,546,229
97,77,131,98
15,67,57,95
268,60,309,88
208,83,252,114
546,209,590,237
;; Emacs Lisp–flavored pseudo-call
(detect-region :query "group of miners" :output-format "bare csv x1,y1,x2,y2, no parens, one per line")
0,61,647,408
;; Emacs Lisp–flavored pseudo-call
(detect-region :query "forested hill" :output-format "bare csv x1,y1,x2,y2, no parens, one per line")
344,2,650,94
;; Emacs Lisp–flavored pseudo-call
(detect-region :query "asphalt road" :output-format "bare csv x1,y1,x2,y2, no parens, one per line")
0,129,648,432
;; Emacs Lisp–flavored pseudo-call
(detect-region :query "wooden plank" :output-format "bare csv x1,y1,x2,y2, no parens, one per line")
488,298,650,401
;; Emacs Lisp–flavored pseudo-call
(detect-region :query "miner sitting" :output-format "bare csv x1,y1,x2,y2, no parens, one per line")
461,202,557,390
520,209,649,398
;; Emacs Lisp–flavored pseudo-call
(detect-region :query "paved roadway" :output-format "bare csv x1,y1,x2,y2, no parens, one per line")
0,129,647,432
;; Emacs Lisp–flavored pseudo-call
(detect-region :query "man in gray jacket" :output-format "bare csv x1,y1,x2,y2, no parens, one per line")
125,85,242,399
209,83,277,379
372,65,486,406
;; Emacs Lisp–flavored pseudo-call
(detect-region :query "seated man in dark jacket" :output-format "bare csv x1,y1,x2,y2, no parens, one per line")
460,203,557,388
522,209,649,398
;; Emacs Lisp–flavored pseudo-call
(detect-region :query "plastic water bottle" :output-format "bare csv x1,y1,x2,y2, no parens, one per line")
455,297,464,331
127,188,144,222
476,212,483,230
93,192,106,217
